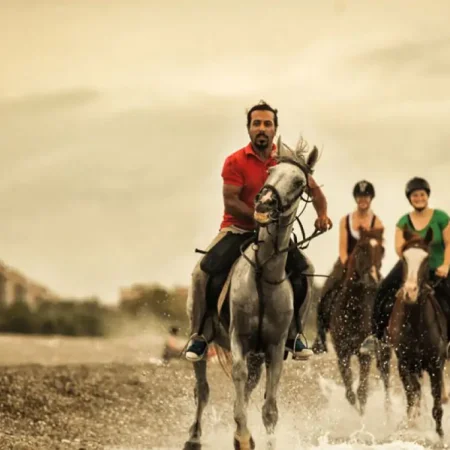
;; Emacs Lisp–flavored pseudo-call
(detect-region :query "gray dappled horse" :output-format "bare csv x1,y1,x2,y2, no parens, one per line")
184,136,320,450
329,228,385,415
383,228,447,437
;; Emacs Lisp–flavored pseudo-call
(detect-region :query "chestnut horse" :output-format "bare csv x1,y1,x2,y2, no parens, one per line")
385,228,447,437
330,228,385,414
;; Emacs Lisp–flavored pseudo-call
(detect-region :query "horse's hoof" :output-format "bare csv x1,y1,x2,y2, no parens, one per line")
346,391,356,406
312,339,327,354
233,436,255,450
266,435,275,449
183,441,202,450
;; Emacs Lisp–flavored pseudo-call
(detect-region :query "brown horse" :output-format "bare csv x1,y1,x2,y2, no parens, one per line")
329,228,385,414
385,227,447,437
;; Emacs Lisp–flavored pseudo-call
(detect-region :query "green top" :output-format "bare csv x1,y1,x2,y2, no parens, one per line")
396,209,450,269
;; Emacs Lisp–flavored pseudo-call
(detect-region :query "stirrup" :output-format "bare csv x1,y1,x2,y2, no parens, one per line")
181,333,209,356
292,333,313,360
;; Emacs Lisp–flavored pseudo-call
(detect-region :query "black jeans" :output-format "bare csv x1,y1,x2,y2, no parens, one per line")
373,260,450,340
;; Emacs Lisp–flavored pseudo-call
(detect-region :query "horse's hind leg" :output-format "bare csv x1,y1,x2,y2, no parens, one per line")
231,335,254,450
357,353,371,415
245,353,264,405
337,353,356,407
184,360,209,450
376,338,392,410
429,366,444,438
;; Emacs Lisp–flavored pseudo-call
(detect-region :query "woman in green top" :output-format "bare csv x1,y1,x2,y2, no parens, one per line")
361,177,450,354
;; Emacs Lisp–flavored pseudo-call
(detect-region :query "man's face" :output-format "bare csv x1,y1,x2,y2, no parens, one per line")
247,110,276,151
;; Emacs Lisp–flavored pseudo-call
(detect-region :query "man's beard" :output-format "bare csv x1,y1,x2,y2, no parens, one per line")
254,134,269,151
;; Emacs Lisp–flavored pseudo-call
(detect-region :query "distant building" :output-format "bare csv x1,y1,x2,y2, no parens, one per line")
119,283,188,303
0,261,59,308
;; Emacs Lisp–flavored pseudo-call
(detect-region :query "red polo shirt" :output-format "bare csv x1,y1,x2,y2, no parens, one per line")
220,142,277,230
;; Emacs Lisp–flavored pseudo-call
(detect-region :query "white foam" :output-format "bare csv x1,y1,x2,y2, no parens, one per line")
200,374,450,450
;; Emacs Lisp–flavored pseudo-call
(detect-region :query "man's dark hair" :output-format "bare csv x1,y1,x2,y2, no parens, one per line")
246,100,278,128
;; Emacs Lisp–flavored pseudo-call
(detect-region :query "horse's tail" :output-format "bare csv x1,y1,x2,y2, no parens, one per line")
213,344,233,379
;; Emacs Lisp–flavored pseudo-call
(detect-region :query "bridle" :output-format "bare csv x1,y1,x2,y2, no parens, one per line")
241,158,322,284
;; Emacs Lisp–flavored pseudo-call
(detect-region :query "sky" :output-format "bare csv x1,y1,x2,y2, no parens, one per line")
1,0,450,303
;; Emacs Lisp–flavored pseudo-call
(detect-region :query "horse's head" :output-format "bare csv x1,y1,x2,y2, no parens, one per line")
254,136,319,226
398,227,433,304
346,228,385,285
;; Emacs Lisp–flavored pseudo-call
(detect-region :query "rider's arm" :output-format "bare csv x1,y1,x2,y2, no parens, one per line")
307,175,327,218
395,226,405,258
221,156,255,223
223,184,254,222
339,216,348,265
442,223,450,267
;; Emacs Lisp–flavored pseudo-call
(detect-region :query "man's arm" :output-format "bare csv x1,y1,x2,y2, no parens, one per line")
308,175,332,230
223,184,254,222
308,175,327,218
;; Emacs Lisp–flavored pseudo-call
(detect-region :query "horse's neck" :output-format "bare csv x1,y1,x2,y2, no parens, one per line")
256,215,294,283
341,268,376,307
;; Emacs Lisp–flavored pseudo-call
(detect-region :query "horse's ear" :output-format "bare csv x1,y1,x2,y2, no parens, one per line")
425,227,433,245
403,226,414,242
306,146,319,170
276,135,282,156
276,135,293,159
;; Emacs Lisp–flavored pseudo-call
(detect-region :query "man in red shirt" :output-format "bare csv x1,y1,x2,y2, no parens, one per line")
185,101,332,362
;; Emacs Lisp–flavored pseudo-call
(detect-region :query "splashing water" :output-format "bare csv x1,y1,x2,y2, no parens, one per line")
199,372,450,450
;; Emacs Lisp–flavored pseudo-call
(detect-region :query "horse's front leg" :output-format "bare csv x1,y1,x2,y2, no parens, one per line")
262,341,286,449
337,352,356,407
376,337,392,411
429,365,444,438
245,353,264,405
231,332,254,450
399,362,421,422
184,360,210,450
357,353,372,415
441,365,448,404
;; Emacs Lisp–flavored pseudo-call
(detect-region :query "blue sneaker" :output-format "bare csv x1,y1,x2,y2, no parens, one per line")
286,335,313,360
185,339,208,362
360,335,377,355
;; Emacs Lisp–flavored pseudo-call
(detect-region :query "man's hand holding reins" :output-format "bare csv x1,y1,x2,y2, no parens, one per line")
315,215,333,232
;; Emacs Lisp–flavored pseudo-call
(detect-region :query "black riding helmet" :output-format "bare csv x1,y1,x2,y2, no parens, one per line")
405,177,431,199
353,180,375,198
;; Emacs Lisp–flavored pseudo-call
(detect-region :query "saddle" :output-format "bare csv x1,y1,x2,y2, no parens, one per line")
200,231,255,326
